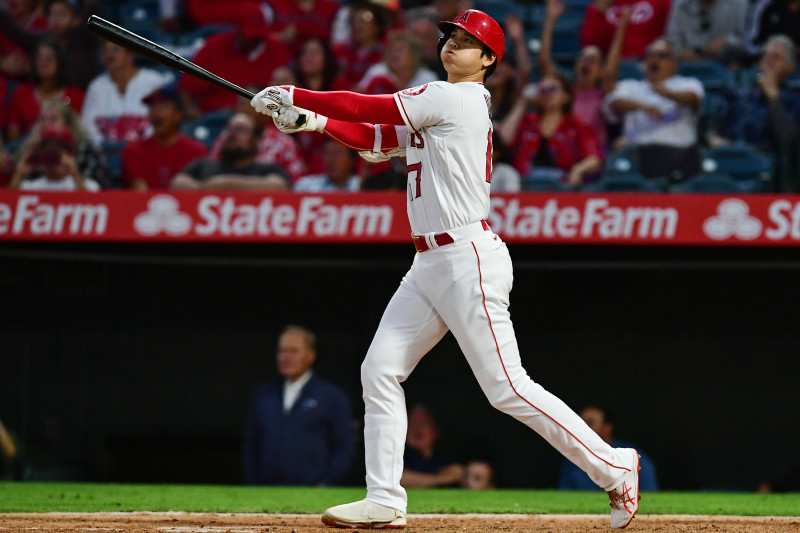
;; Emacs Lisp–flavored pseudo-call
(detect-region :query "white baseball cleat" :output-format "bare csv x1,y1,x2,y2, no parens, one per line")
608,448,641,529
321,499,407,529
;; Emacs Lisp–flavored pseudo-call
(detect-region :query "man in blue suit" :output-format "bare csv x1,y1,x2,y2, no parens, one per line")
242,325,354,485
558,404,659,491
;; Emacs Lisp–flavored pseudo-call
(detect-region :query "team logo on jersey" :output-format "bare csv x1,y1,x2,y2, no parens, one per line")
402,84,428,96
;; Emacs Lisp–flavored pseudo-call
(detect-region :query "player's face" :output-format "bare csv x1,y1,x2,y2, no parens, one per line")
463,462,493,490
645,40,676,82
276,332,316,382
299,40,326,76
35,44,58,81
147,100,181,137
760,42,794,81
47,2,77,37
406,408,438,453
576,46,603,85
440,28,494,81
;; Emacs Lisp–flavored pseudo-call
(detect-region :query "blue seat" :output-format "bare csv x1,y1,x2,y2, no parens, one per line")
677,60,734,90
583,173,665,192
181,110,234,148
100,140,127,186
473,0,522,23
702,143,773,185
118,0,160,26
520,169,572,191
616,59,643,81
604,145,640,175
670,172,762,193
3,134,27,156
551,26,582,63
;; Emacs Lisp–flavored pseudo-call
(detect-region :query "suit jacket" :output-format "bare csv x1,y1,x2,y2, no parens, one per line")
242,374,354,485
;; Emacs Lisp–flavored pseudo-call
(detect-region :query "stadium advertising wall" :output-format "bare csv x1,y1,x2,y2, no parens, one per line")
2,191,800,245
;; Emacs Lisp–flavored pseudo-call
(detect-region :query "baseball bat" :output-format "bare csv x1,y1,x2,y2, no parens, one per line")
85,15,255,100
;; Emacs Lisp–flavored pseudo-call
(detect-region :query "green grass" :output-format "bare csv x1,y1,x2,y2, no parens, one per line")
1,483,798,516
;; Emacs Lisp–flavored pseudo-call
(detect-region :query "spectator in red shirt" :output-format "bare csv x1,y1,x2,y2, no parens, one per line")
0,0,100,91
499,73,605,188
333,3,390,89
0,0,48,81
6,38,83,141
121,84,208,190
0,76,6,132
269,0,341,55
542,0,632,150
178,2,292,116
580,0,671,59
183,0,248,26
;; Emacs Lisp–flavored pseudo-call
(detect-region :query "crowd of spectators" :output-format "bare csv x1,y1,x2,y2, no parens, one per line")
2,0,800,193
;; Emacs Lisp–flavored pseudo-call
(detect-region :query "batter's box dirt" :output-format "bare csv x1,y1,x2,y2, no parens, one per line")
1,513,798,532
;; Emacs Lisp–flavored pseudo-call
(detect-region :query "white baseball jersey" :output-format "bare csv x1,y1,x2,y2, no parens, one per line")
358,81,636,518
393,81,493,235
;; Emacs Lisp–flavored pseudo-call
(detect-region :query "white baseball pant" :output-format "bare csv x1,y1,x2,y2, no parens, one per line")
361,223,633,512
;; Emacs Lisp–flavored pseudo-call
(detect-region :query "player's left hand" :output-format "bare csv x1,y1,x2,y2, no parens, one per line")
251,85,295,116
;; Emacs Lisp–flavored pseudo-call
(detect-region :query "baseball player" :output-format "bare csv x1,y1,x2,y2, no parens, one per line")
252,10,640,529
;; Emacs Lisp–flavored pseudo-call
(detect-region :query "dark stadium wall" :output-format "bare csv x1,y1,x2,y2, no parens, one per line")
1,242,799,490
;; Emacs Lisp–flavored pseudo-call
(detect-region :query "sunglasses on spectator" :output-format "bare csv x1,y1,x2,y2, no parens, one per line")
538,84,561,95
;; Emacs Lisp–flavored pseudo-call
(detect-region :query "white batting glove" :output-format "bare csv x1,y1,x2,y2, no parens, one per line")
251,85,295,116
273,106,327,134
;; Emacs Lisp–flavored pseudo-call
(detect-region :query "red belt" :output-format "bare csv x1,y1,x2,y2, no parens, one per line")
412,220,490,252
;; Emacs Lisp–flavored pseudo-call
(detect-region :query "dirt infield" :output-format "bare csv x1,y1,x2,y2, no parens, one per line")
1,513,799,532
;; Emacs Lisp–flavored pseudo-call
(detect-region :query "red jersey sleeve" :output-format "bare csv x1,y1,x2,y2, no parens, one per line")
293,88,404,125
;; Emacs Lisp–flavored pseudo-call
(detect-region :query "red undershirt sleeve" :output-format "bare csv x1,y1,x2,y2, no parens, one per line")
293,89,405,126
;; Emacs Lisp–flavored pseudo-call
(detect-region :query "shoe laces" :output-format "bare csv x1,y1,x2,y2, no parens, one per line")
607,481,636,512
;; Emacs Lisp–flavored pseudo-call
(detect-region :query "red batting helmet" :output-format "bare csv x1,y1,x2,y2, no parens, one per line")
438,9,505,65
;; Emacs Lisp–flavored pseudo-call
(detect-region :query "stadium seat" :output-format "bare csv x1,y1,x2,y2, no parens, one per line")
3,134,27,157
670,172,762,193
583,172,665,192
677,60,734,90
604,144,640,175
616,59,643,81
702,143,773,187
181,110,234,148
473,0,522,23
100,139,127,187
550,26,582,63
520,168,572,192
118,0,159,26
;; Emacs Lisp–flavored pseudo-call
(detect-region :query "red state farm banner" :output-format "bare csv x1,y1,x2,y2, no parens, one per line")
1,191,800,245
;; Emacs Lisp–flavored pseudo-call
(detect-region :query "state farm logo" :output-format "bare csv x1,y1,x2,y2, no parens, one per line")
703,199,762,240
402,84,428,96
134,195,192,236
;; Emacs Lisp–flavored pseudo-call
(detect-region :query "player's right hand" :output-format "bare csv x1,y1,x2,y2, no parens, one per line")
251,85,294,116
